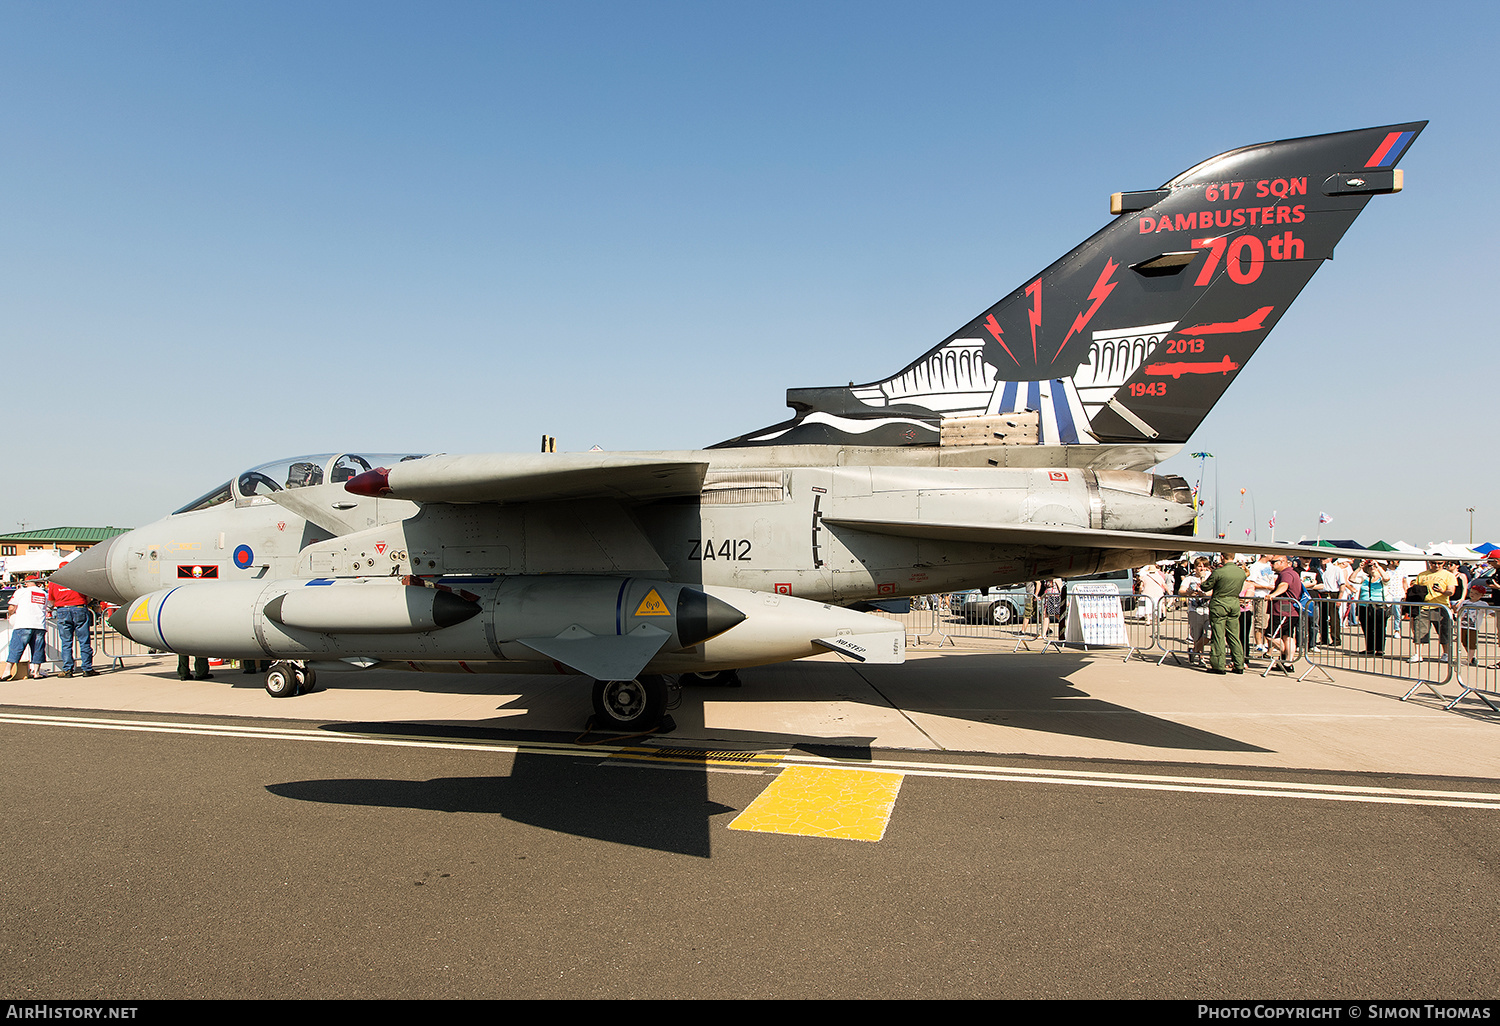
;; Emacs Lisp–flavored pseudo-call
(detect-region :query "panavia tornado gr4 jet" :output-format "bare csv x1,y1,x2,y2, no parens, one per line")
55,122,1424,730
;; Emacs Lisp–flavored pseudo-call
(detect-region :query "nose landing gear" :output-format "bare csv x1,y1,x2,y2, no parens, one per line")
264,661,317,697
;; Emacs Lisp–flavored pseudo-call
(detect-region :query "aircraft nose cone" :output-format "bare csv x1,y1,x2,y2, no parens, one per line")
50,535,124,604
432,590,483,629
675,588,747,647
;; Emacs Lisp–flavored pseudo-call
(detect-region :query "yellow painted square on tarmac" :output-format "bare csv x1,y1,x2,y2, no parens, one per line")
728,766,904,841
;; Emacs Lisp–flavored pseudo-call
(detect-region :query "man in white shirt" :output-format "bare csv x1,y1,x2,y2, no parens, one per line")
5,576,50,680
1247,554,1277,653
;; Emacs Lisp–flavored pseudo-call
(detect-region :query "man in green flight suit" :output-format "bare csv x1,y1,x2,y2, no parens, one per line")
1201,552,1249,675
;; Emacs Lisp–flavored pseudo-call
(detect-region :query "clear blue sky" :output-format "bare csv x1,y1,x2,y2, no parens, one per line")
5,1,1496,545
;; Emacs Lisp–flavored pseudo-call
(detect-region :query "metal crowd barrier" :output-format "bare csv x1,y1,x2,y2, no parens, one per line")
1120,595,1164,660
1153,595,1206,667
42,620,63,673
869,604,942,647
932,601,1014,646
1148,595,1270,671
1011,592,1158,660
864,588,1499,723
896,592,1163,657
1050,592,1161,661
1298,597,1454,699
900,595,1027,649
869,593,1059,650
93,607,159,668
1447,599,1500,713
7,616,91,675
999,591,1063,653
1008,615,1064,654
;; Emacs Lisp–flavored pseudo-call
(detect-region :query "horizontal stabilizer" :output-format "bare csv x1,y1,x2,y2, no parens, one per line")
346,453,709,505
814,632,907,664
822,516,1434,562
516,623,673,680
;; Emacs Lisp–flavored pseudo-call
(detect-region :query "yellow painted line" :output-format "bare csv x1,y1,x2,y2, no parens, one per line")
729,765,904,841
604,747,784,770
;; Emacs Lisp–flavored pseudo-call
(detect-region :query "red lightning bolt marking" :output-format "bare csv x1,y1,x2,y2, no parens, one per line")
1024,279,1042,360
1053,258,1119,361
983,314,1020,365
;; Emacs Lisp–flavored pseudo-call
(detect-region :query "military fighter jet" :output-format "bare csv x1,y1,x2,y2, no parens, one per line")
54,122,1425,730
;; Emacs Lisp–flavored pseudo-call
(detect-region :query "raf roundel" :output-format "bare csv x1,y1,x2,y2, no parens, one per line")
233,545,254,570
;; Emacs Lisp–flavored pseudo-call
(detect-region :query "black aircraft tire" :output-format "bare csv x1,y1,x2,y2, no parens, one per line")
592,675,668,731
298,667,317,693
265,662,299,698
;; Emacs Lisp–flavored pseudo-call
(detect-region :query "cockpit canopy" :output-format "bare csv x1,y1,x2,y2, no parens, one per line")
172,453,430,515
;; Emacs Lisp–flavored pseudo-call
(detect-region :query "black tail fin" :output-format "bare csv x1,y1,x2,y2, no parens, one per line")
713,122,1424,450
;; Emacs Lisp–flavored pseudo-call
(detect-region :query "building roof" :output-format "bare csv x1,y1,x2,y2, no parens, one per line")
0,527,131,543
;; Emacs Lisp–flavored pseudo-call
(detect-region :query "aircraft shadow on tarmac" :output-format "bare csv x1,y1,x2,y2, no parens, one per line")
843,648,1274,754
265,722,878,858
267,763,728,858
260,641,1272,858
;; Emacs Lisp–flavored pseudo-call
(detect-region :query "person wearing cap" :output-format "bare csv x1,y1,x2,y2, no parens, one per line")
1138,561,1169,625
46,575,97,678
1475,550,1500,593
4,575,50,680
1265,555,1304,669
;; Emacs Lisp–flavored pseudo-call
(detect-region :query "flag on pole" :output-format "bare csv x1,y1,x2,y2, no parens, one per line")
1269,511,1277,530
1319,512,1333,524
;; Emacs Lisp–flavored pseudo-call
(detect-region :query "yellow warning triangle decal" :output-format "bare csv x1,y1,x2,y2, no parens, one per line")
130,599,151,623
634,588,671,616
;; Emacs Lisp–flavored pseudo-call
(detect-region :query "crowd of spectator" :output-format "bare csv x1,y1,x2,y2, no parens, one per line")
917,549,1500,675
1164,549,1500,673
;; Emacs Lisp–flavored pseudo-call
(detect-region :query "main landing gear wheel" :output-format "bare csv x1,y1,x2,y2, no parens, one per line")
591,674,668,731
265,661,299,698
297,666,317,693
680,669,742,687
